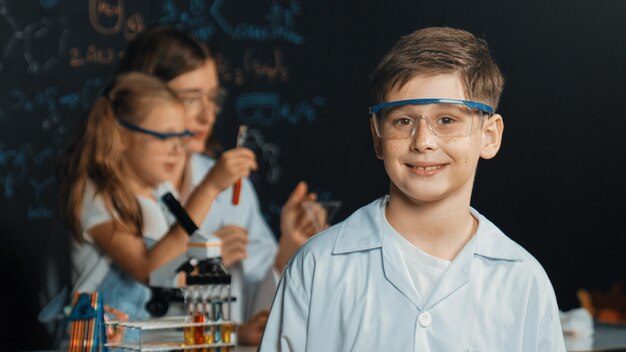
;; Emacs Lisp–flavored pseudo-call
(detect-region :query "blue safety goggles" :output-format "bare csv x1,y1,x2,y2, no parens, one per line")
117,119,193,140
369,98,494,115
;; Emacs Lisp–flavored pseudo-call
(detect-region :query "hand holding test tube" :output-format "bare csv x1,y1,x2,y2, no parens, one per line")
232,125,249,205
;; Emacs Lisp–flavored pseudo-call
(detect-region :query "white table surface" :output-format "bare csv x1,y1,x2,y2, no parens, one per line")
565,321,626,351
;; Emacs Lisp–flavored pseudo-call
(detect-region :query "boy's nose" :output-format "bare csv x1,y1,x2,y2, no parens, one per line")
410,118,438,151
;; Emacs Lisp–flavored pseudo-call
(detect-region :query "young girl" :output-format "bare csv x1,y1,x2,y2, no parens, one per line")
60,72,256,336
116,26,319,344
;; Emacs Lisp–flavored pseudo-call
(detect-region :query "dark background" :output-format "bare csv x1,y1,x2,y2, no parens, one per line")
1,0,625,350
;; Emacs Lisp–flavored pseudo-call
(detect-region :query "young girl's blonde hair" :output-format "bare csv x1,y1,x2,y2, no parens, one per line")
60,72,182,241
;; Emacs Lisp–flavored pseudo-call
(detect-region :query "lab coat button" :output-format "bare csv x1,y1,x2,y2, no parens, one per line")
418,311,432,327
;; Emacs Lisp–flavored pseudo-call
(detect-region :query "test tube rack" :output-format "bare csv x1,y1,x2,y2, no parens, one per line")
105,315,237,351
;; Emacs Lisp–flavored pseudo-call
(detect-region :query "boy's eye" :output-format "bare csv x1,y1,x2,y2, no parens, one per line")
436,116,456,125
392,117,414,127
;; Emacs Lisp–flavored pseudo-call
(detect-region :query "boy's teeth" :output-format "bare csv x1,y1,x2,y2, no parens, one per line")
415,165,439,171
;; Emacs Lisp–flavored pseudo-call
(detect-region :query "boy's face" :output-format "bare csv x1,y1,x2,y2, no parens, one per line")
371,73,503,205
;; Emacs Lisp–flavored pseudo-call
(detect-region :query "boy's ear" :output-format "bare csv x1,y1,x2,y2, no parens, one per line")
480,114,504,160
370,118,383,160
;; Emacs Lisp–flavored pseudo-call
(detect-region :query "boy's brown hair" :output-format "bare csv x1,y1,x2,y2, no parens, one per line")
370,27,504,110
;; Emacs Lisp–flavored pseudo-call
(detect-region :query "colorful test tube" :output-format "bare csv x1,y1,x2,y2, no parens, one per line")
232,125,248,205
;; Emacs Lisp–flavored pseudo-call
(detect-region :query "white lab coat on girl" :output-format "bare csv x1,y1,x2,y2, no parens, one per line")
259,197,566,352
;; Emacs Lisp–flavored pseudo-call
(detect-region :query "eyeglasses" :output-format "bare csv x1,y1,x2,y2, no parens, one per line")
176,88,227,114
117,118,192,150
369,98,494,139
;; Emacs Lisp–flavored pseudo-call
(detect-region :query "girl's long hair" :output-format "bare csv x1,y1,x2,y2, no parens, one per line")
59,72,181,241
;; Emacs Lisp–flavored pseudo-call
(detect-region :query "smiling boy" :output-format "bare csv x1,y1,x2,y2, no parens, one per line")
259,27,566,351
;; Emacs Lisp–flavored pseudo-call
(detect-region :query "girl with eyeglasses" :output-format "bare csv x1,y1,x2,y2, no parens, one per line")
116,26,320,345
59,72,256,341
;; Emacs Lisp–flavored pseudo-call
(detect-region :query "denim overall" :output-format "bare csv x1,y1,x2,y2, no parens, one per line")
96,238,156,342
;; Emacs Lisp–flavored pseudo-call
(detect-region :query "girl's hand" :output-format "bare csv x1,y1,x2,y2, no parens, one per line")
213,225,248,267
204,147,257,193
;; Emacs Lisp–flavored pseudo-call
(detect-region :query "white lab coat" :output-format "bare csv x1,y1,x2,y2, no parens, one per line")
260,197,566,352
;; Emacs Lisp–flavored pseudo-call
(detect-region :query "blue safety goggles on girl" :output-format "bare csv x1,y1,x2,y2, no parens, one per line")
117,118,193,140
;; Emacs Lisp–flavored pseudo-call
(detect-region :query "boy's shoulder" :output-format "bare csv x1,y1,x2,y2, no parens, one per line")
288,197,386,263
473,210,551,280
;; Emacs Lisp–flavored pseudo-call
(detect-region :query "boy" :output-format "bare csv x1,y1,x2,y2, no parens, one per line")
259,27,566,351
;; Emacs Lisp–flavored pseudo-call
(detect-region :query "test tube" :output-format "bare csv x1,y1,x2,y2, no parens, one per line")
212,275,222,346
204,274,219,349
232,125,248,205
221,274,234,350
195,275,210,352
183,276,197,347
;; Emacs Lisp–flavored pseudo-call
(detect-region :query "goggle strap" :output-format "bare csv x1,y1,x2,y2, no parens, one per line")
117,119,193,140
370,98,494,115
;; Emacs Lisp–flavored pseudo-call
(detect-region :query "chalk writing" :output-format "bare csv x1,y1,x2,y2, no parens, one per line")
8,78,104,146
158,0,217,42
159,0,210,27
244,128,282,185
157,0,304,44
125,13,144,37
217,53,246,85
216,47,289,86
235,93,326,126
210,0,304,44
244,47,288,83
218,47,289,86
10,77,105,114
27,205,54,219
69,45,123,67
89,0,124,35
0,144,59,205
0,4,70,75
88,0,144,39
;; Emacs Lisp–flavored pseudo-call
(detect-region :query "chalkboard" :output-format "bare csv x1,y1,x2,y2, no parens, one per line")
2,0,626,349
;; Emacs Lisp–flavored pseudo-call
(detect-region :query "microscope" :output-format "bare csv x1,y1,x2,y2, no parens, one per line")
145,192,229,317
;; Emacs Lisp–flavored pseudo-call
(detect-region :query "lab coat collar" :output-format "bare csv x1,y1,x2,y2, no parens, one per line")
332,196,524,262
332,197,386,254
332,196,524,310
470,208,525,262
